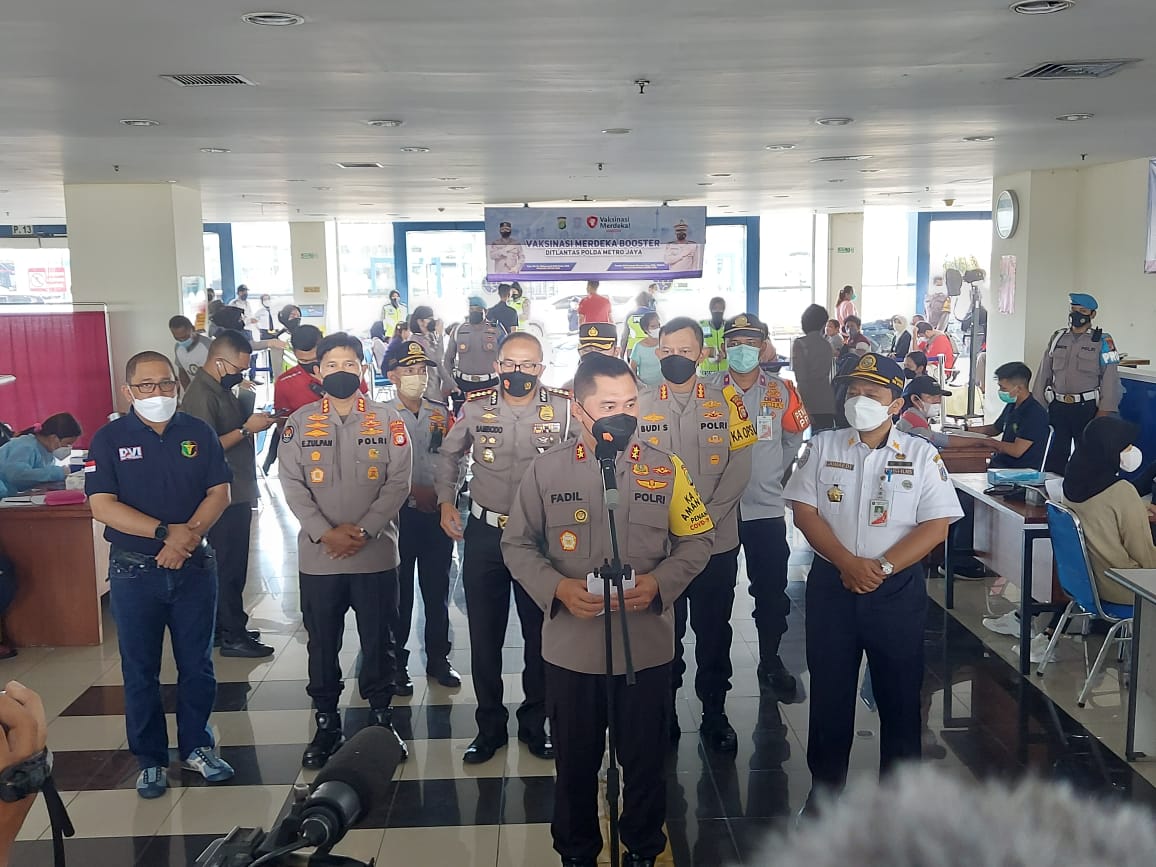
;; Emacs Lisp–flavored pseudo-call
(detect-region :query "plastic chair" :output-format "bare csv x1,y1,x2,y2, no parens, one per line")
1038,502,1133,707
363,345,393,402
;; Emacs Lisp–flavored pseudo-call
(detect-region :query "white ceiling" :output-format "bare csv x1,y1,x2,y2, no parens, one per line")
0,0,1154,222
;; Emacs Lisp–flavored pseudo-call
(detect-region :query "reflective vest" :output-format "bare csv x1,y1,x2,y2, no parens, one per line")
624,310,648,356
382,303,408,332
508,295,527,326
699,320,728,374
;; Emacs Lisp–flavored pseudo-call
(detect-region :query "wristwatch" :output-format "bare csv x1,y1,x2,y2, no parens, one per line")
238,426,252,438
0,749,53,802
877,557,895,576
154,522,169,542
358,527,371,540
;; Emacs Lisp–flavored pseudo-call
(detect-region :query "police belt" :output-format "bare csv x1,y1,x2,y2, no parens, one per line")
470,500,508,529
455,371,497,383
1050,388,1099,405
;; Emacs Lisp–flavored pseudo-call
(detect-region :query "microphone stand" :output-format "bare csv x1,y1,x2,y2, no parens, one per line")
596,444,636,867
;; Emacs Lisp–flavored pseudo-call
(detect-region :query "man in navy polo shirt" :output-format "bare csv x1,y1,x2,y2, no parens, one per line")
86,351,235,799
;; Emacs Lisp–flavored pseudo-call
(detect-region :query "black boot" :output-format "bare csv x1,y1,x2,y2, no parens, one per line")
369,707,409,762
757,655,798,699
302,711,344,769
623,854,657,867
700,698,737,754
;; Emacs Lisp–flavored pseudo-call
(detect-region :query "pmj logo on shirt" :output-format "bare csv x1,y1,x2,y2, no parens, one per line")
118,446,142,461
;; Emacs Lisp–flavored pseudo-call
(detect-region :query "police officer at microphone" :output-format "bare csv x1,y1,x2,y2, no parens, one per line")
502,353,715,867
784,353,962,802
437,332,572,764
279,332,413,769
385,340,462,693
1033,292,1121,474
638,316,757,753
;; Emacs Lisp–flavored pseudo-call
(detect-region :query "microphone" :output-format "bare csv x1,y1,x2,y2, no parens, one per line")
595,439,620,509
297,726,405,851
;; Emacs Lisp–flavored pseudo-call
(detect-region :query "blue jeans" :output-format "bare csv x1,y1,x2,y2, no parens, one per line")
108,546,219,769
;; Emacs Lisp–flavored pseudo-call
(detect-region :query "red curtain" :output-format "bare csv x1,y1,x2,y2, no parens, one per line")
0,309,114,449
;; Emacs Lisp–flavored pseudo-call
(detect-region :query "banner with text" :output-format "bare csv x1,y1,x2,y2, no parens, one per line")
484,206,708,282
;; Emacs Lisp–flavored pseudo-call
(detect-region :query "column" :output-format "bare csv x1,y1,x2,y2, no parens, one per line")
65,183,205,389
827,212,864,311
289,221,338,333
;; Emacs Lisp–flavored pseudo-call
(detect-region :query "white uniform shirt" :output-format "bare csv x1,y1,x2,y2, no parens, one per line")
174,334,211,381
784,426,962,561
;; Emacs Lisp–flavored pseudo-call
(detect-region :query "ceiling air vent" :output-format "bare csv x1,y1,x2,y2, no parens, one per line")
336,162,384,169
161,74,258,87
1011,60,1138,80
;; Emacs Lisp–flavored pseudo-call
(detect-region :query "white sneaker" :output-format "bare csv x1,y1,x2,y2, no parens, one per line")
1011,634,1053,665
982,611,1020,636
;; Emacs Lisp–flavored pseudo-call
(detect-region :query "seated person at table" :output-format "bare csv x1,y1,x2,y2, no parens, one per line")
902,351,929,384
896,375,955,448
1062,417,1156,605
944,363,1049,583
0,413,81,492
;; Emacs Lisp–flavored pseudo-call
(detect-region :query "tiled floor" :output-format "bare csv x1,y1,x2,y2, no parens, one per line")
9,478,1156,865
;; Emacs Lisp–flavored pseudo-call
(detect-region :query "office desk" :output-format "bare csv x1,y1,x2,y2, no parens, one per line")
946,474,1055,675
940,439,996,474
1105,568,1155,760
0,501,109,646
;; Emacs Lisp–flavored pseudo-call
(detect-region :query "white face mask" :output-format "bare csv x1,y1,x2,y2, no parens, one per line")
845,395,894,432
52,446,72,460
646,327,661,339
916,398,942,424
1121,447,1143,473
134,395,178,424
398,373,428,400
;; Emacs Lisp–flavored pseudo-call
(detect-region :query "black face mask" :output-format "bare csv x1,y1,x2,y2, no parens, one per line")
322,371,362,399
591,412,638,460
660,354,697,385
1070,311,1091,329
468,311,484,325
710,312,724,328
219,372,245,390
300,361,319,376
501,371,538,397
904,369,916,380
390,298,400,308
287,317,301,331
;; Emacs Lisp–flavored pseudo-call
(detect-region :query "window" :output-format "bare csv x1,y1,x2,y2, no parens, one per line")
862,209,916,324
0,241,71,304
232,222,293,296
759,211,816,339
335,223,395,332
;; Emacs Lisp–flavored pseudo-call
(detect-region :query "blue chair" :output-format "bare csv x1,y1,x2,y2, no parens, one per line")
1038,501,1133,707
362,343,393,402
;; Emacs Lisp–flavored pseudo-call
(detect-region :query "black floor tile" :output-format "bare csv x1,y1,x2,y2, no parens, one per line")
500,775,556,824
664,819,742,867
11,836,160,867
412,702,518,740
246,680,315,711
60,681,257,717
383,777,504,828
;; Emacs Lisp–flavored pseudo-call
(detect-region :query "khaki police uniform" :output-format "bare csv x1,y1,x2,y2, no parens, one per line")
394,394,456,680
1033,327,1121,474
785,424,962,791
637,380,756,720
502,437,714,861
435,385,573,743
446,319,504,396
279,395,413,712
711,369,809,677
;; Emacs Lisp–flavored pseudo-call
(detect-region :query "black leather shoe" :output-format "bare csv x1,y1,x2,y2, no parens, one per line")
302,712,344,769
518,729,555,760
758,656,798,699
369,707,409,761
392,669,414,697
560,859,597,867
246,629,260,640
428,663,462,689
219,635,275,658
463,734,508,765
700,712,738,754
623,854,657,867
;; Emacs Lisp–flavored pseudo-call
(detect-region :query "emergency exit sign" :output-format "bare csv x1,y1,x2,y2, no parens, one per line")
837,246,855,254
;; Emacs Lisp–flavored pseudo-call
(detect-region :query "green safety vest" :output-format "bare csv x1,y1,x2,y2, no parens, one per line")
624,313,647,356
508,295,527,326
699,320,728,374
382,303,407,332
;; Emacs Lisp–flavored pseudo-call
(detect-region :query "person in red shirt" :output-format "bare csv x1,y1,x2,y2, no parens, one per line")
916,321,955,372
263,325,366,472
576,280,612,325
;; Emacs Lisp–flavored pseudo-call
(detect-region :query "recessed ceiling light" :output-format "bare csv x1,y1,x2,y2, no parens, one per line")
1009,0,1075,14
708,173,732,178
259,201,288,206
166,179,178,184
200,147,231,154
827,178,846,183
816,117,854,126
366,119,404,128
859,169,882,173
1056,112,1094,122
313,186,331,191
765,144,797,151
436,177,460,181
951,178,991,185
285,178,306,183
336,161,383,169
466,201,484,206
697,182,714,187
241,11,305,26
120,118,160,127
601,128,631,135
810,155,872,163
773,195,791,198
359,203,376,206
306,213,328,217
399,146,431,153
963,135,995,142
447,186,470,191
570,197,596,202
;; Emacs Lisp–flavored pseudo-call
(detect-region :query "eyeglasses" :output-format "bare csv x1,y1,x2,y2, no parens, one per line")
498,360,543,375
129,380,178,395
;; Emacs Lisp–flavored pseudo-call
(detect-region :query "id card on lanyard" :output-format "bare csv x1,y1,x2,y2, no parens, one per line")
869,472,890,527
